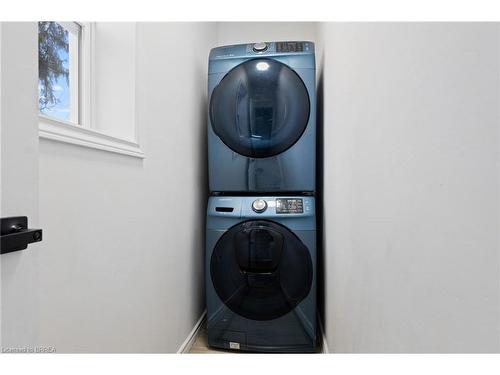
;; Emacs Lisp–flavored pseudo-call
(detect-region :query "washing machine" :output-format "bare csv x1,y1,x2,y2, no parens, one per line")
206,195,316,352
208,41,316,193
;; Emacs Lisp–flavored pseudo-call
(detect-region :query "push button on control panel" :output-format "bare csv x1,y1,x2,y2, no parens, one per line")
253,42,268,52
252,199,267,213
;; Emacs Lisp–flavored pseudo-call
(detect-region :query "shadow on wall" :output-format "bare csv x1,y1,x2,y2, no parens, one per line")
316,55,325,334
196,62,209,306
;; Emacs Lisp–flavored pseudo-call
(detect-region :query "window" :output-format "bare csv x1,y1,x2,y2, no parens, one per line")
38,22,83,124
38,22,143,158
38,22,77,123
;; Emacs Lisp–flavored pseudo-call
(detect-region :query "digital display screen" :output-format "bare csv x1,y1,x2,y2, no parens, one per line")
276,199,303,214
276,42,304,53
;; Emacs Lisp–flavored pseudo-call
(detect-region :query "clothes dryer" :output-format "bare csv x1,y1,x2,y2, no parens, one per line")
208,42,316,193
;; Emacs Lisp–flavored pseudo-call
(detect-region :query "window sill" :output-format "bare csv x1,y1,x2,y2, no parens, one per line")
38,116,144,159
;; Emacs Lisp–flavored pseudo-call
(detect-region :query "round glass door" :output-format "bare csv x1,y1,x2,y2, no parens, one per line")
210,220,313,321
210,59,310,158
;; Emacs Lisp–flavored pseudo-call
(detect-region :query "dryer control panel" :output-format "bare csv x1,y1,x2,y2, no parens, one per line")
208,41,314,59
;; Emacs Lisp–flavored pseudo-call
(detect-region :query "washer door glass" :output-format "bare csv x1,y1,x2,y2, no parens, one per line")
211,220,313,321
210,59,310,158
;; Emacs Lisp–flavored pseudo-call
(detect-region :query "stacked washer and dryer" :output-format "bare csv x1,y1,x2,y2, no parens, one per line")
206,41,317,353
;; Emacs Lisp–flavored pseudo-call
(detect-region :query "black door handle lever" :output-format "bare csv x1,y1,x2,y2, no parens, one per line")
1,216,42,254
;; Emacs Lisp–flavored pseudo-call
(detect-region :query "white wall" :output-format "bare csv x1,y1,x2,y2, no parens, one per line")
319,23,500,352
93,23,136,140
36,22,216,352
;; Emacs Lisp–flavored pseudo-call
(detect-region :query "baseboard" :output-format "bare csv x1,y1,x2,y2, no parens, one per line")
177,310,207,353
317,313,329,354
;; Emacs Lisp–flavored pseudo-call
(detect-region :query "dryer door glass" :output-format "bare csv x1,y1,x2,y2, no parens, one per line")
210,59,310,158
210,220,313,321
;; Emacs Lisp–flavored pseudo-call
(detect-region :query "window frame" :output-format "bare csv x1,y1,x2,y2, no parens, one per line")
38,22,144,159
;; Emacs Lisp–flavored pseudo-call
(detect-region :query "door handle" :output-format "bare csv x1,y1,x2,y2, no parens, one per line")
1,216,42,254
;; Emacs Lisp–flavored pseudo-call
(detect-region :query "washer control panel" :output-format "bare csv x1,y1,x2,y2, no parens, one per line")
210,197,314,219
275,198,304,214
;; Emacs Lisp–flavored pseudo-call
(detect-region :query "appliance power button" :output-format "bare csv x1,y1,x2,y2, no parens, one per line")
252,199,267,213
253,42,268,52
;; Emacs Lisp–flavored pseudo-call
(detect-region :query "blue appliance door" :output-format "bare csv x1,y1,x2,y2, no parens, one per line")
209,58,310,159
210,220,313,321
